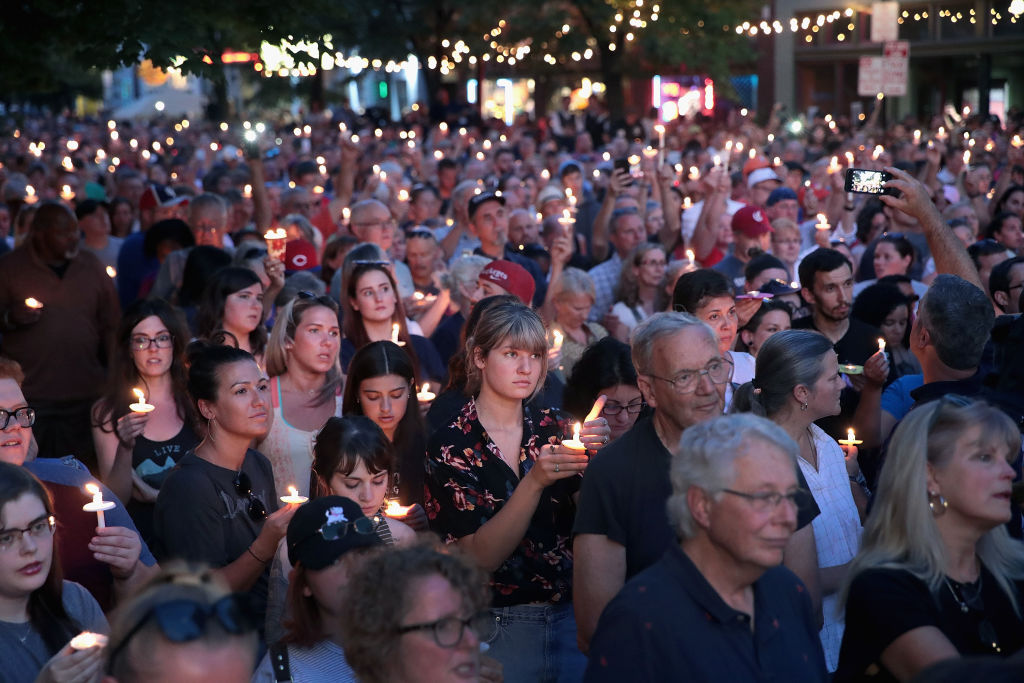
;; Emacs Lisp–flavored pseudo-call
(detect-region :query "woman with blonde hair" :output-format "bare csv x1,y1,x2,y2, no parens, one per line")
425,300,610,682
549,267,607,377
258,292,344,497
835,397,1024,681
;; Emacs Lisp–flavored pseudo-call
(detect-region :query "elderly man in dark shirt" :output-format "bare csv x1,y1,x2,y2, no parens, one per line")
585,413,827,682
0,202,120,466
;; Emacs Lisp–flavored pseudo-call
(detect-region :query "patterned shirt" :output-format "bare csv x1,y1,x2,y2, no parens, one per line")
425,397,579,607
587,252,623,321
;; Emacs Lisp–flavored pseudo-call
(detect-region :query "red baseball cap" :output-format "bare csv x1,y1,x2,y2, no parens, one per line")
478,259,535,305
285,239,319,272
731,206,774,238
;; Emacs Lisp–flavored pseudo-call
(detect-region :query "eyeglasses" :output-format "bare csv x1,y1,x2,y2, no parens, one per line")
232,471,267,522
646,357,733,395
0,515,55,552
397,611,497,648
721,488,806,512
106,595,256,675
296,290,338,310
0,407,36,430
301,515,375,546
602,399,644,416
130,333,174,351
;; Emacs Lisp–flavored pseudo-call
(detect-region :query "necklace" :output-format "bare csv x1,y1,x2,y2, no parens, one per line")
0,618,33,643
944,572,983,614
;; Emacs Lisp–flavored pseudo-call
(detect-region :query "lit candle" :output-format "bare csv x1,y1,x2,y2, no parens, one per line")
685,248,695,264
683,196,692,210
243,184,252,199
688,166,700,181
398,188,410,202
551,329,564,355
828,156,840,174
937,126,948,141
712,154,722,168
60,184,75,202
341,207,351,224
416,382,436,402
106,266,117,278
655,124,665,150
561,422,586,451
82,483,115,528
558,209,574,227
913,129,921,144
872,145,884,161
839,364,863,375
280,485,308,505
263,228,288,261
815,213,831,231
722,140,733,168
439,122,448,135
838,428,863,446
129,388,155,413
963,150,971,166
878,337,886,353
24,297,43,310
433,150,444,161
24,185,38,204
69,632,108,651
845,151,855,166
1012,135,1023,149
391,322,405,346
385,500,414,517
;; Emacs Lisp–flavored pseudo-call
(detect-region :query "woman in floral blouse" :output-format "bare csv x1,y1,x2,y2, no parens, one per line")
425,300,610,683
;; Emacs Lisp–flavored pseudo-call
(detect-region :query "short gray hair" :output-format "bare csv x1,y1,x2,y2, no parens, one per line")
629,312,716,375
919,275,993,370
667,413,798,540
552,267,595,302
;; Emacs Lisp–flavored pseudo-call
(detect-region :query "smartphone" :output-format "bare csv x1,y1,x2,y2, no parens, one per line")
613,158,635,186
845,168,896,195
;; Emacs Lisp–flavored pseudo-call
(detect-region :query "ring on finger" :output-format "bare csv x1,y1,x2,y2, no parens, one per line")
554,463,560,473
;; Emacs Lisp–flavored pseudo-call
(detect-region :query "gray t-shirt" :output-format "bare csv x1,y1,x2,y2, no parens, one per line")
0,581,108,683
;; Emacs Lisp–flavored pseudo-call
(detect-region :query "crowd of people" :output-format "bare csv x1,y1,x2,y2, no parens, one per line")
1,92,1024,682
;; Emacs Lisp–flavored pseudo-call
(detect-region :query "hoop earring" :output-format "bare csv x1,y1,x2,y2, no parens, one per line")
928,491,948,516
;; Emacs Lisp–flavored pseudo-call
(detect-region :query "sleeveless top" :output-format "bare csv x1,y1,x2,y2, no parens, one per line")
129,421,200,545
258,377,343,498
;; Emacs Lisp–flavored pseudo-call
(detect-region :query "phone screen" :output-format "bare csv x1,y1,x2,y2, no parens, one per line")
845,169,890,194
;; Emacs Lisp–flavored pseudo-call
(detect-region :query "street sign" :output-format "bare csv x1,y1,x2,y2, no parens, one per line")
883,40,910,58
871,2,899,42
858,56,908,96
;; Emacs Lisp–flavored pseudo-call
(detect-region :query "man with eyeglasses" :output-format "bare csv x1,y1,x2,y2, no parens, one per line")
988,255,1024,315
150,193,232,301
574,313,821,652
585,414,827,682
0,201,120,466
348,199,414,298
0,358,158,612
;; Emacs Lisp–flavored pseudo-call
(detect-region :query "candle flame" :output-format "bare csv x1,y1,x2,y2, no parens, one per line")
385,500,414,516
106,266,117,278
847,428,856,442
288,486,297,497
686,248,695,262
85,483,99,495
421,383,430,393
133,388,145,402
263,228,287,240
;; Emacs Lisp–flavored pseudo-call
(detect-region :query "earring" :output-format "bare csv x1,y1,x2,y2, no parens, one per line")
800,401,808,411
928,491,948,516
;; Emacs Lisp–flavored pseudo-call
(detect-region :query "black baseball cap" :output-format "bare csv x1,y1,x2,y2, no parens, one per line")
286,496,382,569
467,191,506,220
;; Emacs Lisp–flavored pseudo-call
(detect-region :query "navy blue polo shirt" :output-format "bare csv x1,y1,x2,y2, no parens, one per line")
585,544,828,683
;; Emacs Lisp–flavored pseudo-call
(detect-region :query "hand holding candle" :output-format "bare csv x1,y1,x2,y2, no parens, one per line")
83,483,115,528
25,297,44,310
838,428,863,446
560,422,586,451
70,632,109,651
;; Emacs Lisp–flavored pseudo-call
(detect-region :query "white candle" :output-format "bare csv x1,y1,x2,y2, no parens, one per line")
838,428,863,446
416,383,436,402
391,322,406,346
70,632,108,650
280,485,308,505
815,213,831,231
129,388,155,414
82,483,115,528
24,297,43,310
878,337,886,353
385,500,414,517
561,422,586,451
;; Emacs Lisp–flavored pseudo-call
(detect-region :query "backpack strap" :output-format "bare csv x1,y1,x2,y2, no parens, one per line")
269,642,292,683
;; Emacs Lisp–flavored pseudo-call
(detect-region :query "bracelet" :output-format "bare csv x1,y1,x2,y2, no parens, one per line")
844,204,855,211
247,545,269,564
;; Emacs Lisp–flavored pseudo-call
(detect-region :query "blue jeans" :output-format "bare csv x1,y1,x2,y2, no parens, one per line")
485,602,586,683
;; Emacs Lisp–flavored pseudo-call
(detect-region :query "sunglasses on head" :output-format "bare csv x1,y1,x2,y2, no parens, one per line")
233,471,267,522
296,290,338,310
106,595,256,674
